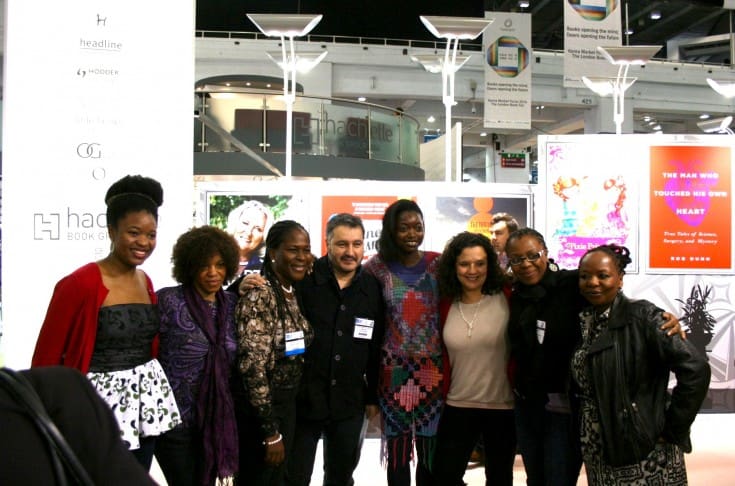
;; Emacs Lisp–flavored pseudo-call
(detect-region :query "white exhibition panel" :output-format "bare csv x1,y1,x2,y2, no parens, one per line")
1,0,195,367
538,134,735,401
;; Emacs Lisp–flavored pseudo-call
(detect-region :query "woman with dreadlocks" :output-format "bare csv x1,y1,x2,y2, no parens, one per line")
233,220,314,486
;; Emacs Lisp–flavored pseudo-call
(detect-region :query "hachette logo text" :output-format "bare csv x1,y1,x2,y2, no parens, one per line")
34,208,108,241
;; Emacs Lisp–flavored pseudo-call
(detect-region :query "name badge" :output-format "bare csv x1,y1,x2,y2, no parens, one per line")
536,320,546,344
353,317,374,340
285,330,306,356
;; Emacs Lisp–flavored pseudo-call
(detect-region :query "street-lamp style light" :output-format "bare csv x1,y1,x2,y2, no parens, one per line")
419,15,493,181
706,78,735,98
247,13,324,178
698,115,734,134
582,45,660,135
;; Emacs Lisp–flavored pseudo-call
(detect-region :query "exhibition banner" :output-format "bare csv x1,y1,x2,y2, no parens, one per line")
649,145,733,273
544,141,638,272
483,12,532,130
196,180,534,261
563,1,622,87
2,0,194,367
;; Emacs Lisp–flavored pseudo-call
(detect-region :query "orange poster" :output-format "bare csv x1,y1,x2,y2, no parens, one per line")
321,195,401,259
649,145,732,271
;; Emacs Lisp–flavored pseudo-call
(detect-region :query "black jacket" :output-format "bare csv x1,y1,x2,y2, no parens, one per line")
509,267,586,398
296,255,385,421
584,293,711,467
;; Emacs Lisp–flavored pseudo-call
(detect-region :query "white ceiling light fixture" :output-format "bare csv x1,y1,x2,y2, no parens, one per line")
247,13,325,178
518,1,530,8
699,113,711,120
650,11,662,20
582,45,660,134
357,96,366,102
698,116,734,134
706,78,735,98
419,15,494,182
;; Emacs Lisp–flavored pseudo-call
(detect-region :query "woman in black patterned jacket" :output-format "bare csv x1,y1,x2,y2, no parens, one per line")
233,220,314,486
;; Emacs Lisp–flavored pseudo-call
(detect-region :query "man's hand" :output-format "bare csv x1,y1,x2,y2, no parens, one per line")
238,273,267,296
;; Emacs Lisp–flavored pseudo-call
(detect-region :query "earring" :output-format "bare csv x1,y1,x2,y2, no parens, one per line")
271,259,276,263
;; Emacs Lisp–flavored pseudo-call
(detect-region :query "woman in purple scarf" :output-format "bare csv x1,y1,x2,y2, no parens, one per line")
155,226,241,486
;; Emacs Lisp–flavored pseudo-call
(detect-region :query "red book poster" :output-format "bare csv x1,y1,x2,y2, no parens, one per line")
321,196,400,260
649,145,732,272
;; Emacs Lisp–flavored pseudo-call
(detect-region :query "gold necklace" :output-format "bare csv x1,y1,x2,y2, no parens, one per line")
457,297,483,338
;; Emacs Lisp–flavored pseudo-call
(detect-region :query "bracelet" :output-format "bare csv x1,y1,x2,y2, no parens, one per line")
263,433,282,446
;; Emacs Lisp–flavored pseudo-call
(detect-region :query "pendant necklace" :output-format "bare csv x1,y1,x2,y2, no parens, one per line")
281,284,294,295
457,297,483,338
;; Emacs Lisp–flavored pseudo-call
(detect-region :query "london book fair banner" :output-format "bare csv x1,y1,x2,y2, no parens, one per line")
538,134,735,412
1,0,195,367
563,0,622,88
483,11,532,130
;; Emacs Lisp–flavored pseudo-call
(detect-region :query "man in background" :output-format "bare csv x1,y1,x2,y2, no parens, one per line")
490,212,519,271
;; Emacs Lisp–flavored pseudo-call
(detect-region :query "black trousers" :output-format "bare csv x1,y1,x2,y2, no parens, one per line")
154,426,204,486
433,405,516,486
235,388,298,486
286,413,365,486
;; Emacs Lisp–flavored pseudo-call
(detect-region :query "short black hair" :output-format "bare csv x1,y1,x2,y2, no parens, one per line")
437,232,505,299
105,175,163,229
377,199,423,263
505,227,547,254
581,244,632,275
171,226,240,285
326,213,364,242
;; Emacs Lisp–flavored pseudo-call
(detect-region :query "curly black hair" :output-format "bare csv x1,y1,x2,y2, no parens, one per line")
580,243,632,275
437,232,505,299
376,199,423,263
105,175,163,229
505,227,547,254
170,226,240,286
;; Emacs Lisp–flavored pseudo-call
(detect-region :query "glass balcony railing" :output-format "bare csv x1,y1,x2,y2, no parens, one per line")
194,89,420,167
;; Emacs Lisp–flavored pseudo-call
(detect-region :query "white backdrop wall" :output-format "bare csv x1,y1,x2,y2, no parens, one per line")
1,0,195,367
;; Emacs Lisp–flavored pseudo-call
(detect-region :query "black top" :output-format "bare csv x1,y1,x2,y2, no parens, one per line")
89,304,158,372
296,255,386,421
508,267,586,399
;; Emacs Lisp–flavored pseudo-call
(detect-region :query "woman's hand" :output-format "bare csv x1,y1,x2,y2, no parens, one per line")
661,311,687,340
238,273,267,295
263,433,285,466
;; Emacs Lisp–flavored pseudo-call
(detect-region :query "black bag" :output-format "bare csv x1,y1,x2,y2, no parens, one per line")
0,367,94,486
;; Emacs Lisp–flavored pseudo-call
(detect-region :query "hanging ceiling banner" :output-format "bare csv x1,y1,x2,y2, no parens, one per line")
483,11,532,130
1,0,195,367
563,1,622,87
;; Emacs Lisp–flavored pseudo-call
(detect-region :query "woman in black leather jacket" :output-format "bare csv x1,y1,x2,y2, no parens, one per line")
571,244,710,485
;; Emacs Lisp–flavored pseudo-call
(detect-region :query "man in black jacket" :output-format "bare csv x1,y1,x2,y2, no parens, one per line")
287,213,385,486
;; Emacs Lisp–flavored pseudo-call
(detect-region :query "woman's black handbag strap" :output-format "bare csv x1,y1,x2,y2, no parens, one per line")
0,367,95,486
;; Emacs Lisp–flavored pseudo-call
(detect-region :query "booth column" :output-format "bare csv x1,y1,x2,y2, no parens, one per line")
583,97,633,134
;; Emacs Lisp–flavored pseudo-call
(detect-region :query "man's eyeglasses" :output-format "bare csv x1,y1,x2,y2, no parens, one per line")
508,250,545,266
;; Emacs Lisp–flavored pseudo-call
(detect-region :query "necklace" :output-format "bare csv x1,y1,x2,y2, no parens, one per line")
281,284,294,295
457,297,483,338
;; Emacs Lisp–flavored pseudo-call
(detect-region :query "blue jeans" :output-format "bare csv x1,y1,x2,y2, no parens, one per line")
433,405,516,486
286,413,365,486
514,396,581,486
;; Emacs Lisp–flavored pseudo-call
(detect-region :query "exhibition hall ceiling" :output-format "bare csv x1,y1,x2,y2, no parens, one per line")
197,1,735,148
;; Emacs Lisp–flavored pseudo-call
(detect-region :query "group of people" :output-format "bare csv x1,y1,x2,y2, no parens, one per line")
27,174,711,486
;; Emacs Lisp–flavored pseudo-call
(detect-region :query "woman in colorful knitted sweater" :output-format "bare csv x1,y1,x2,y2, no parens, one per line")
363,199,443,486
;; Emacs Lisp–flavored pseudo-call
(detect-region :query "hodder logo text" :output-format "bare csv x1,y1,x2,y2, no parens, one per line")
34,207,108,241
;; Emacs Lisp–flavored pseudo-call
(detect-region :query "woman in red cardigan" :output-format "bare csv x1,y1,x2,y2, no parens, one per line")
32,174,180,470
433,231,516,486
